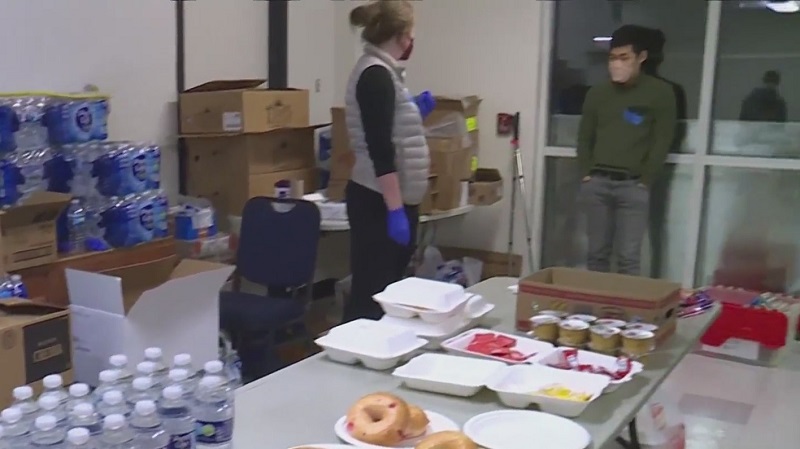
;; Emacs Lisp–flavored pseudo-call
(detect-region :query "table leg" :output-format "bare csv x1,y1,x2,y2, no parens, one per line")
614,418,641,449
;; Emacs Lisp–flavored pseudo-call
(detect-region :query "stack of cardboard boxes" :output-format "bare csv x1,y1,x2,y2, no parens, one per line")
327,96,483,214
179,80,319,223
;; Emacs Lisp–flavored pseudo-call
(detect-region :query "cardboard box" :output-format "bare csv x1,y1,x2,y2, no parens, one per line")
434,176,469,211
419,176,438,215
184,127,318,176
425,95,482,178
516,268,681,341
180,80,310,134
0,301,73,410
0,192,72,272
469,168,504,206
66,256,234,385
438,247,522,280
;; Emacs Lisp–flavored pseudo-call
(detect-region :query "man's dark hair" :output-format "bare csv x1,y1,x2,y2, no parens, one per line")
763,70,781,85
610,25,648,54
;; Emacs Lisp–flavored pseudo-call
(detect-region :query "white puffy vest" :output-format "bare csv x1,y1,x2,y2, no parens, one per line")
345,45,430,205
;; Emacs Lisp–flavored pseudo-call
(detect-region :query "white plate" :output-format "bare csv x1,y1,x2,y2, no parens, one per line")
289,445,353,449
334,410,459,449
441,328,555,364
463,410,591,449
393,353,506,397
536,348,644,393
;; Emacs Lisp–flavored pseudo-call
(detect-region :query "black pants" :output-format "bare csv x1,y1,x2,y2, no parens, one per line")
343,181,419,323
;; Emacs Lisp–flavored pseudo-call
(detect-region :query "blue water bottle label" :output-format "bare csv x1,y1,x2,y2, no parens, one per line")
195,419,233,444
168,430,195,449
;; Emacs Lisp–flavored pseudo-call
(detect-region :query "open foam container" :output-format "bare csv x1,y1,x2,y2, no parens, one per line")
378,299,494,349
536,348,644,393
393,353,506,397
314,319,427,370
486,364,609,417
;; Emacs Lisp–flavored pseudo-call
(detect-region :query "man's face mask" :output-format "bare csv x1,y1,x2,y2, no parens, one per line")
608,46,646,84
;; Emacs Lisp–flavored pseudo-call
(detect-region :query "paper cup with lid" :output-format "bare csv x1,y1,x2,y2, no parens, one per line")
625,322,659,333
529,314,561,343
589,325,621,355
558,319,590,347
594,318,627,328
567,314,597,324
537,309,568,319
621,329,656,358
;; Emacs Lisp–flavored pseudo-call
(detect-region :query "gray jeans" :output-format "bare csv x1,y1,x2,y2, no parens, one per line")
580,176,649,275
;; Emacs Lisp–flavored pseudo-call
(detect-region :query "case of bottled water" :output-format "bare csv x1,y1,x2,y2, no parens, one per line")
44,95,109,145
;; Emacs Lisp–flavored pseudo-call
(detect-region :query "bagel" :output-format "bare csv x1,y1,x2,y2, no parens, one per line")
414,431,478,449
403,405,430,439
346,392,410,446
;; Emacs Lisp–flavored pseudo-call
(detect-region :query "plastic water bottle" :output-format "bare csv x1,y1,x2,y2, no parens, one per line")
144,348,168,385
158,387,195,449
0,408,29,449
171,354,194,378
37,396,67,428
42,375,68,408
127,378,158,408
130,401,168,449
11,386,38,425
65,199,88,254
0,275,14,301
94,370,120,403
0,424,7,449
136,362,161,389
194,376,233,449
68,405,101,436
99,415,134,449
165,370,194,399
65,428,94,449
108,355,134,388
66,385,91,417
31,415,66,449
8,275,27,299
97,392,129,419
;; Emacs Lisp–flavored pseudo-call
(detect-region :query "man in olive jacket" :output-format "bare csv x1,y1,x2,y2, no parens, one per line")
577,26,677,275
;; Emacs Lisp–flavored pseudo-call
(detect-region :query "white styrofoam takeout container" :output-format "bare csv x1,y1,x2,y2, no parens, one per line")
393,353,507,397
314,319,428,370
375,277,466,312
378,301,495,349
536,347,644,393
486,364,610,417
442,328,556,364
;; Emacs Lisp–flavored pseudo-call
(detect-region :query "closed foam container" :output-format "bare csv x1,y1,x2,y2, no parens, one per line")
314,319,428,370
378,300,495,350
393,353,507,397
441,328,555,365
373,277,467,319
537,348,643,393
486,364,609,417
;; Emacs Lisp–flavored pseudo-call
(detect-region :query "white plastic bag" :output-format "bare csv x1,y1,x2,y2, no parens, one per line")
416,246,445,280
633,390,686,449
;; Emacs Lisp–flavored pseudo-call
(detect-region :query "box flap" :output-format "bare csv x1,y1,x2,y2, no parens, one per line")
474,168,502,183
169,258,234,281
185,79,266,93
179,123,327,139
524,267,679,302
129,262,234,316
0,192,72,229
100,256,177,314
433,96,482,114
0,300,66,331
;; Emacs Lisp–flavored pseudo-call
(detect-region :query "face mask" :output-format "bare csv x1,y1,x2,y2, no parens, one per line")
399,38,414,61
609,60,633,83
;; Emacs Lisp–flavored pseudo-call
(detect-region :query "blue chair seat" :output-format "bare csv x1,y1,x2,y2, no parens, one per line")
219,290,306,333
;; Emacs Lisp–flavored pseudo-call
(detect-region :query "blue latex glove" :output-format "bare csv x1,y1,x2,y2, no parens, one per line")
414,91,436,119
387,208,411,246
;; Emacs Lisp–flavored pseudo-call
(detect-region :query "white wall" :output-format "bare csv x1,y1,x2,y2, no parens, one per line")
0,0,270,200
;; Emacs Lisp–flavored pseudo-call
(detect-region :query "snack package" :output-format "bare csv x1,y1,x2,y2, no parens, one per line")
631,389,686,449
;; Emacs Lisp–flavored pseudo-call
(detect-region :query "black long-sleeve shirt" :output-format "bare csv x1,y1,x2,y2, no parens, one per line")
356,65,396,177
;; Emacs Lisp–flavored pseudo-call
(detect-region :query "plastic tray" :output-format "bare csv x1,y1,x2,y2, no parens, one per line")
486,364,609,417
378,302,495,349
315,319,428,370
377,277,466,312
393,353,506,397
536,348,643,393
441,328,555,364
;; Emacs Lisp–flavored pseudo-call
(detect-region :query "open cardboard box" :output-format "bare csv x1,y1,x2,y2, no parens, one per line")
0,192,72,272
66,256,234,385
0,300,73,409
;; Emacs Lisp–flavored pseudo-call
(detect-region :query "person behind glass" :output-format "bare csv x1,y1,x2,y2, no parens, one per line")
739,70,787,123
576,27,677,276
342,0,434,322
